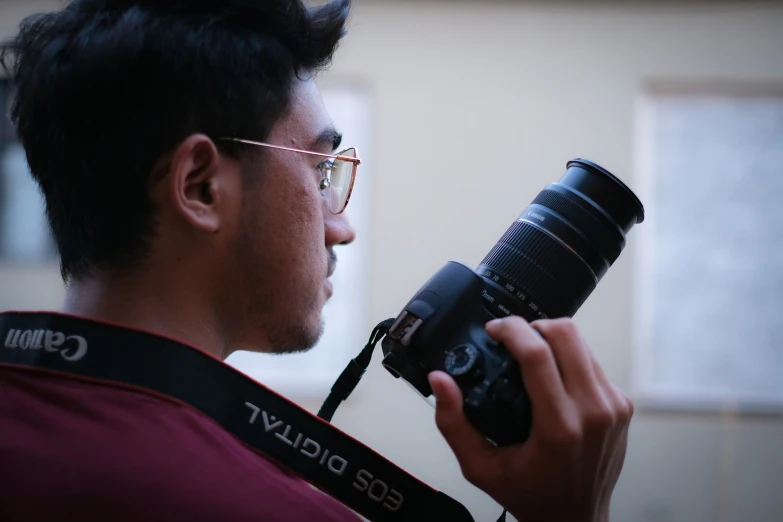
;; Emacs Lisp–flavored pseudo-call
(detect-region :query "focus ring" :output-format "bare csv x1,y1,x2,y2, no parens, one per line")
532,188,622,264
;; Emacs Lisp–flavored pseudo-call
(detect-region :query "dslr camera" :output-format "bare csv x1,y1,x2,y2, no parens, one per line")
381,159,644,446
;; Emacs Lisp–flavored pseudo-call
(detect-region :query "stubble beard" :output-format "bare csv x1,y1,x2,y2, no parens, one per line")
235,202,325,355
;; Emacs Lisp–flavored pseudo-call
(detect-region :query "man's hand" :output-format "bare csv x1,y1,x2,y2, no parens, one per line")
428,317,633,522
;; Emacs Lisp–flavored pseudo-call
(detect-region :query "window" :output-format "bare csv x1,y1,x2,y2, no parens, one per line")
0,79,57,265
631,82,783,412
225,84,374,400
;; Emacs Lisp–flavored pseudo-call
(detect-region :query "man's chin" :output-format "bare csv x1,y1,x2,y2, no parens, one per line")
267,319,325,355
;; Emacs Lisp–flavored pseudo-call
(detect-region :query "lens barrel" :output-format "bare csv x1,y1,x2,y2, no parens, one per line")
478,159,644,318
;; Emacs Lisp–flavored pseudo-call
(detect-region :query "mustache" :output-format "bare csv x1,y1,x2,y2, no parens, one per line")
327,249,337,277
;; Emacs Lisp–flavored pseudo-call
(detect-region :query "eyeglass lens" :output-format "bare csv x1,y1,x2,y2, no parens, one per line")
326,148,356,214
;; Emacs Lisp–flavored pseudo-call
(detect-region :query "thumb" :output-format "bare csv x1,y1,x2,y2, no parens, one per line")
428,372,493,469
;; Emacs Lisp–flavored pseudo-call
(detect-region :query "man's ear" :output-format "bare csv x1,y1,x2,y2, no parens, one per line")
165,134,227,233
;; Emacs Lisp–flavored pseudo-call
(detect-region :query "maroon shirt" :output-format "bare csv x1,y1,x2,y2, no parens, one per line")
0,364,360,521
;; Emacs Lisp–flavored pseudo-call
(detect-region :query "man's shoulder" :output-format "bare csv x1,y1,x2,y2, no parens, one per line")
0,366,359,522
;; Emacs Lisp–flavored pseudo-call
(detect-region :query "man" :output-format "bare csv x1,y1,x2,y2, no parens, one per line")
0,1,632,521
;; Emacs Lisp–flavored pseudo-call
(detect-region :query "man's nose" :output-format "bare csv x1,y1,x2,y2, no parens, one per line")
325,210,356,246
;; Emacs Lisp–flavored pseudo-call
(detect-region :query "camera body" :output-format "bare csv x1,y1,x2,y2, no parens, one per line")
381,261,541,446
381,159,644,447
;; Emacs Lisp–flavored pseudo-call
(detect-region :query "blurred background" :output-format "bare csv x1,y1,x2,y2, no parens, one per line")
1,0,782,521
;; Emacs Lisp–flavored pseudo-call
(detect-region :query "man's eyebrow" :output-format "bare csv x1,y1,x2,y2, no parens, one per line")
312,127,342,152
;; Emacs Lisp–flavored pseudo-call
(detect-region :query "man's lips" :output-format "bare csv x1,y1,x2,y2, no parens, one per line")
327,249,337,279
326,250,337,297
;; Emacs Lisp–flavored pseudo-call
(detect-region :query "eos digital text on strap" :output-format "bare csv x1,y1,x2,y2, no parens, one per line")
0,312,475,522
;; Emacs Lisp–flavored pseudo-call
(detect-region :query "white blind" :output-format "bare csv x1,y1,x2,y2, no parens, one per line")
632,85,783,412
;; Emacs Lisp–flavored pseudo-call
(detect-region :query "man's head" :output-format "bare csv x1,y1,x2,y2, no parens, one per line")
0,0,356,355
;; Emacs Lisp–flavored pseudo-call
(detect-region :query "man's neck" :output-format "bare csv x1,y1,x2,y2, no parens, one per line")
61,272,229,360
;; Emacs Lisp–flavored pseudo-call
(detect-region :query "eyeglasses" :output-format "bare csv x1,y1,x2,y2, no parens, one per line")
218,137,361,215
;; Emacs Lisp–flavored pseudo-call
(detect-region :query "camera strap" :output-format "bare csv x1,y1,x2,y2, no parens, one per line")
0,311,475,522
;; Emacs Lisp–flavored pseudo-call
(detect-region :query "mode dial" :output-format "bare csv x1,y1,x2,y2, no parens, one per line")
444,345,483,380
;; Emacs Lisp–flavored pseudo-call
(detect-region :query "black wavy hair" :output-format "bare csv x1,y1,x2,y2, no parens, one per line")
0,0,351,281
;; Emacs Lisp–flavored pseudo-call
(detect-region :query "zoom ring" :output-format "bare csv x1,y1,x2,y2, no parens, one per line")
481,244,580,318
498,221,597,293
480,221,597,318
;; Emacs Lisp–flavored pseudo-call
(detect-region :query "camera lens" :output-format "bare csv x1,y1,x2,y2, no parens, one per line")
478,159,645,319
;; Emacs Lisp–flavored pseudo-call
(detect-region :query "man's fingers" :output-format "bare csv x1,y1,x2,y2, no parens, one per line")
486,317,569,419
610,384,635,425
586,348,611,389
428,371,494,486
585,347,635,425
533,318,599,396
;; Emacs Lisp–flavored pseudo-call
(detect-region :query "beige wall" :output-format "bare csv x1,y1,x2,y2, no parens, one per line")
2,1,783,521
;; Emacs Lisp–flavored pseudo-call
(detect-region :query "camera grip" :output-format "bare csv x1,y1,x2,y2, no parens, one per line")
450,344,532,447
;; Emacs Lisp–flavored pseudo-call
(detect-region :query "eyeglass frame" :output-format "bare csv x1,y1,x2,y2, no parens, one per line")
217,137,361,215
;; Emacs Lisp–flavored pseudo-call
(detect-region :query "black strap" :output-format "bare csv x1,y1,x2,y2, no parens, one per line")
0,312,475,522
318,318,395,422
